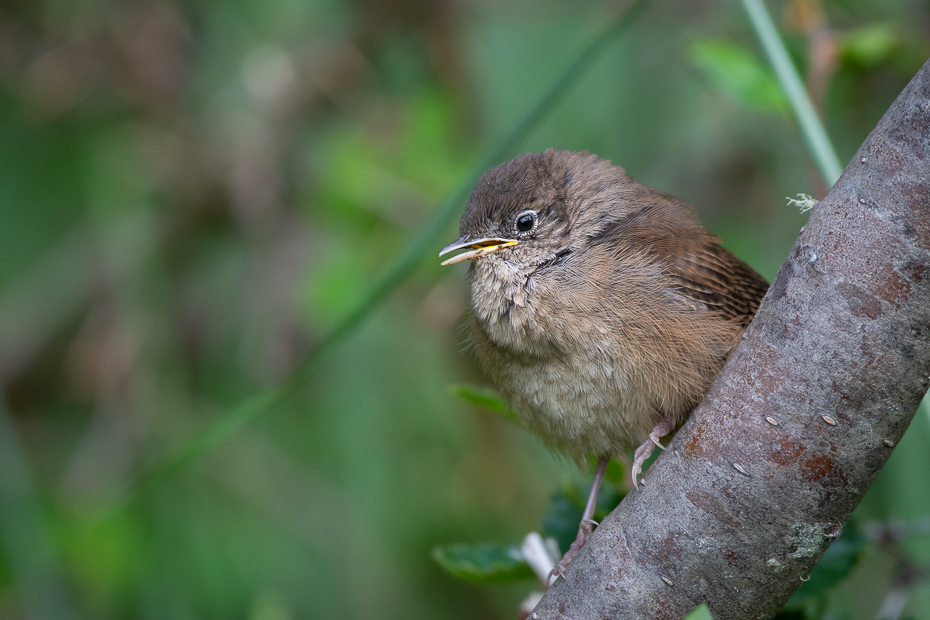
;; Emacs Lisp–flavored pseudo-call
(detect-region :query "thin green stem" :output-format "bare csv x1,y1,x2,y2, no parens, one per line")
103,0,654,517
740,0,843,187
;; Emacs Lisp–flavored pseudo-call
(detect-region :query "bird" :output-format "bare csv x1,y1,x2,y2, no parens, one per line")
439,149,768,578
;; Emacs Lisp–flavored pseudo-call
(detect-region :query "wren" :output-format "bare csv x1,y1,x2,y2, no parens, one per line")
439,149,768,577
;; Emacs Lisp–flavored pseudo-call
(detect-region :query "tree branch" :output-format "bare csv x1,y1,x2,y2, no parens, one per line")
533,58,930,619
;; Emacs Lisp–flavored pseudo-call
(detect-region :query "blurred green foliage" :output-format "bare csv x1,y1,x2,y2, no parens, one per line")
0,0,929,619
690,39,789,113
782,520,868,614
431,542,535,584
686,604,716,620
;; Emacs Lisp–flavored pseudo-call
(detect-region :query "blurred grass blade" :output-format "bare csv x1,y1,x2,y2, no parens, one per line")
0,394,81,620
739,0,843,187
106,0,654,515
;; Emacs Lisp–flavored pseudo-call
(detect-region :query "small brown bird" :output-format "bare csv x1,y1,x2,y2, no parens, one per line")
439,149,768,576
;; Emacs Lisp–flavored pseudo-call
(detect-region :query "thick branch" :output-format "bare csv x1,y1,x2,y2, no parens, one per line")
533,58,930,619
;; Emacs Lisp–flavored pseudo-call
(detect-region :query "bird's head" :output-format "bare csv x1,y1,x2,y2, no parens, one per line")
439,149,631,270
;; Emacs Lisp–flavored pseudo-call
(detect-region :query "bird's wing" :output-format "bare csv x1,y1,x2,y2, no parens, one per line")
663,243,769,325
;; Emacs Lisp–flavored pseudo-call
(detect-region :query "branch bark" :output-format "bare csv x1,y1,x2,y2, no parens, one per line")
533,58,930,619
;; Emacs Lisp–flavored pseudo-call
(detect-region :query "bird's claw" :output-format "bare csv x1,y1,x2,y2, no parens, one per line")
548,518,597,586
631,416,677,488
631,440,656,489
547,562,567,586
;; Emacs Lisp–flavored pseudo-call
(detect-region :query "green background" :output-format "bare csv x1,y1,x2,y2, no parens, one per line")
0,0,928,618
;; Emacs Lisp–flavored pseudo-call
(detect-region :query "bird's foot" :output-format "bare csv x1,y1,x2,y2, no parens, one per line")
546,457,609,586
548,518,598,586
631,415,677,488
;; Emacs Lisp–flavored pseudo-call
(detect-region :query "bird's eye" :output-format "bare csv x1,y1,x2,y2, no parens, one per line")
515,210,537,233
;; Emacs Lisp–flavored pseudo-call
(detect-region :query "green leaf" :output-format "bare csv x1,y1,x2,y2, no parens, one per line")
689,39,788,113
684,603,714,620
783,519,867,608
838,23,899,67
449,384,522,426
541,491,584,555
431,542,534,583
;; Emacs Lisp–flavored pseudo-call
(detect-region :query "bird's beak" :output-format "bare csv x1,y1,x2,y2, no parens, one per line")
438,236,519,266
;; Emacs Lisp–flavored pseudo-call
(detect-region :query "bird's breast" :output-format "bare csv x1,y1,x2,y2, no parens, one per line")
467,260,550,355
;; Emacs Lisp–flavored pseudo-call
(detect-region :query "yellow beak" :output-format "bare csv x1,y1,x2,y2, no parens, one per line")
438,236,519,266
